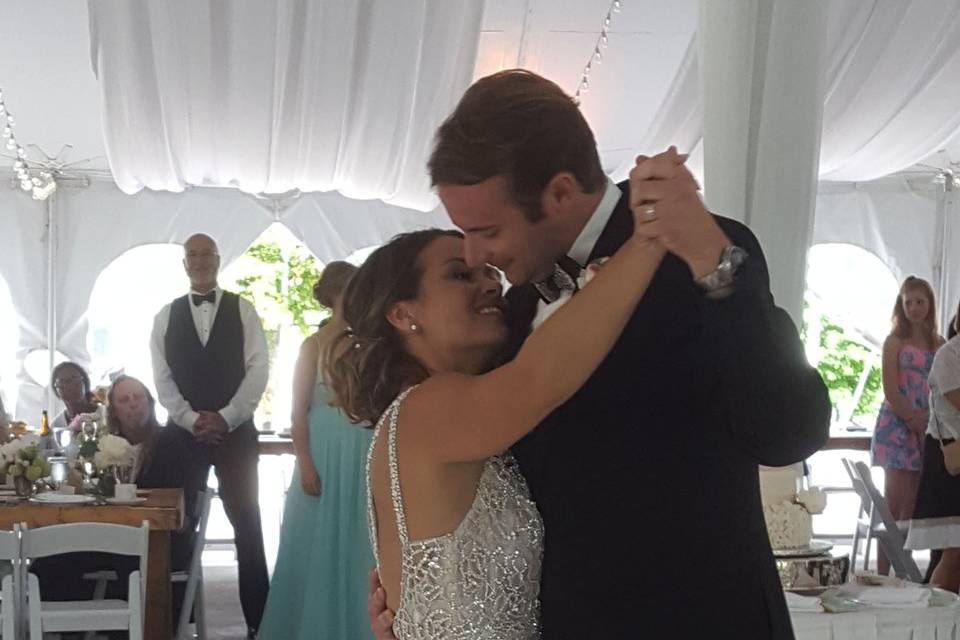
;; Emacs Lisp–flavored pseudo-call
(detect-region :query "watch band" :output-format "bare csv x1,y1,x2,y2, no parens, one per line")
695,245,748,298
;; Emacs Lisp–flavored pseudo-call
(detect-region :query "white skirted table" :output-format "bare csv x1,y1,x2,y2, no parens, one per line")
792,605,960,640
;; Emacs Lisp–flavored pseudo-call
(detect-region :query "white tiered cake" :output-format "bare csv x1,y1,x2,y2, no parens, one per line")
759,464,827,551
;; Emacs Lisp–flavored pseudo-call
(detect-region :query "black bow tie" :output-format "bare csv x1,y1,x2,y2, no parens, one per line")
191,291,216,306
533,255,582,304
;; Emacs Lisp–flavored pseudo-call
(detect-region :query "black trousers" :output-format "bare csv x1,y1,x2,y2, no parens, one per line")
178,421,270,631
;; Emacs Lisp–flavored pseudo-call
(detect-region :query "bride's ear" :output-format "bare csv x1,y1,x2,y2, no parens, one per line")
386,302,416,334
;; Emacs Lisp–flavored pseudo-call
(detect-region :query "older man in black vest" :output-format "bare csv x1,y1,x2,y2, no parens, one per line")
151,233,270,638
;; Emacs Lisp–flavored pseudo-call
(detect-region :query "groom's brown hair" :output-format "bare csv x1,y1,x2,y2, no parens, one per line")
429,69,605,222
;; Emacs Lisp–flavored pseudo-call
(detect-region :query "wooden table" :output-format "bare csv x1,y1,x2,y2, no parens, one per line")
258,434,294,456
822,430,872,451
0,488,184,640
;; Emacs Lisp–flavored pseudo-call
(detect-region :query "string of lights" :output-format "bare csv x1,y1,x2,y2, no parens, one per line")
573,0,622,105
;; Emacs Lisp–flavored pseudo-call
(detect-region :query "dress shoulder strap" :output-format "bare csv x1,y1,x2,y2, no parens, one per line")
367,386,419,562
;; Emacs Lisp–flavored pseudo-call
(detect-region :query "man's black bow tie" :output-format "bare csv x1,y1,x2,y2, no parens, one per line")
533,255,582,304
191,291,217,306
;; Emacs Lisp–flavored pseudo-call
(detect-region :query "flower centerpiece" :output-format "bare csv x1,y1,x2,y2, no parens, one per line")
91,434,136,497
1,435,52,497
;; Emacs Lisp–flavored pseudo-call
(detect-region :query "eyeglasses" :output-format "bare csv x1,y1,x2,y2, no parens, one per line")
53,376,83,390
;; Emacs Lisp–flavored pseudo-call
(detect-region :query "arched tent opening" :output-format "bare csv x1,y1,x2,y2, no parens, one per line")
86,243,188,422
803,242,899,427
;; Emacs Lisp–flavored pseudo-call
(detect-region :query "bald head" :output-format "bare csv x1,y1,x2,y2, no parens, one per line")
183,234,221,293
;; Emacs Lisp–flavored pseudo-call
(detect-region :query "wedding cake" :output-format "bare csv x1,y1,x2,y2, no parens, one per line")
759,464,827,551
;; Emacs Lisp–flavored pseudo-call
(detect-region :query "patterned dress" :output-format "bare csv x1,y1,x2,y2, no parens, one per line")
367,388,544,639
872,343,936,471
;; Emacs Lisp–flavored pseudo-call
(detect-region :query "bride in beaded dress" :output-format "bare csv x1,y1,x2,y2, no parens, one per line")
326,208,663,638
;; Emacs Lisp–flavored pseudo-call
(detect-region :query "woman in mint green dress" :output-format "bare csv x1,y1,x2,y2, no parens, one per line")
260,262,373,640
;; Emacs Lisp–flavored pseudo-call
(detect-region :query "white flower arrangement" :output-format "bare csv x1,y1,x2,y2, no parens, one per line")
92,434,136,470
1,435,51,483
0,433,40,463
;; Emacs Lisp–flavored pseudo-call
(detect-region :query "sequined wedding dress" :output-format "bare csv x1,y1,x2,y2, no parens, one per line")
366,387,544,639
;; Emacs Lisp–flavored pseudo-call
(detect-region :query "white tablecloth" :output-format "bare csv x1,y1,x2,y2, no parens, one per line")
792,605,960,640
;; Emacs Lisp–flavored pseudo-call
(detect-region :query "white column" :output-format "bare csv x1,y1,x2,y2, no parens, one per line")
940,179,959,333
45,195,57,415
698,0,826,324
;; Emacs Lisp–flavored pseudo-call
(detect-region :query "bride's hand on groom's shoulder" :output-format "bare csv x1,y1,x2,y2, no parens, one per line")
629,146,730,279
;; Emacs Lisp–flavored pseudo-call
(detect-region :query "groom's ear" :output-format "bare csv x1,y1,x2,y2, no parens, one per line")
540,172,580,220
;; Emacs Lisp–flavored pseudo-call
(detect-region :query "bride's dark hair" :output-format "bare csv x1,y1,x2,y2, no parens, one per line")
326,229,463,425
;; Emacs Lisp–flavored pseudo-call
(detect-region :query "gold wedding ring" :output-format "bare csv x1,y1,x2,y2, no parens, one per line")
639,203,657,222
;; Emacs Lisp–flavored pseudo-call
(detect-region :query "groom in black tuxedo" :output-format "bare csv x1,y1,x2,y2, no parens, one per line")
370,70,830,639
435,71,830,639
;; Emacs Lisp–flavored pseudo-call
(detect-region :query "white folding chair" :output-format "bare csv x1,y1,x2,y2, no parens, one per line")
841,459,923,582
0,526,20,639
173,487,214,640
21,521,149,640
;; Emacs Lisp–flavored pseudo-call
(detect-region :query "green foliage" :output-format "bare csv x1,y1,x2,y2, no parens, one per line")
220,227,330,426
802,306,882,420
229,240,324,335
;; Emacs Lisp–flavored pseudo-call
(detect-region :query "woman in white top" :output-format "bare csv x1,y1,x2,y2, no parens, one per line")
906,309,960,591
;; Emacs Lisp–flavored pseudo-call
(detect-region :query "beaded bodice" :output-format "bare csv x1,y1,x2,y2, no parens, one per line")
366,387,544,639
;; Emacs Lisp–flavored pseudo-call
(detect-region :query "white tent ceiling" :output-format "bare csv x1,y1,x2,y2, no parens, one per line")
4,0,960,195
2,0,960,421
0,0,700,192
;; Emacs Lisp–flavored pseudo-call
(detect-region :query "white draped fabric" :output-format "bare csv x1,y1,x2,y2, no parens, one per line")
818,0,960,182
6,0,960,422
87,0,486,211
620,0,960,183
698,0,826,323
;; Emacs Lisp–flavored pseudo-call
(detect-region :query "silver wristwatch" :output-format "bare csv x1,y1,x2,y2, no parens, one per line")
695,245,748,298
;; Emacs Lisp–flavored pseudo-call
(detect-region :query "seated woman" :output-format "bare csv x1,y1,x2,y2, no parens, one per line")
50,361,100,431
32,375,202,628
49,361,100,452
107,374,203,570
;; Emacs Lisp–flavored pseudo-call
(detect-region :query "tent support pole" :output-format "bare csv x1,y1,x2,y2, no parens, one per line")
45,193,56,414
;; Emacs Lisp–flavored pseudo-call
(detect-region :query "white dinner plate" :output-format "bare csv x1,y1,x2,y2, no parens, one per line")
29,493,96,505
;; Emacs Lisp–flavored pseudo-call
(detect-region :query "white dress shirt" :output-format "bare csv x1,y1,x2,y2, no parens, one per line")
150,286,269,433
532,178,620,329
929,336,960,441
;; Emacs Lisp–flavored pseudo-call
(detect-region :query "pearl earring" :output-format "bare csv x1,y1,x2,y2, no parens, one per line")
410,323,419,333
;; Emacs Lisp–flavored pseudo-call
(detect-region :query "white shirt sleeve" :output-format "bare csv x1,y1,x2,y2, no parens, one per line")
218,297,269,430
150,303,200,433
932,344,960,395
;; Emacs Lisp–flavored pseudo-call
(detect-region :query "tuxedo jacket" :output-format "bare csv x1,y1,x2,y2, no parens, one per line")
506,181,831,639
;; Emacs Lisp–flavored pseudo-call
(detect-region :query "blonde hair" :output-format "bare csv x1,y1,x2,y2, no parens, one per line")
313,262,357,309
891,276,938,350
